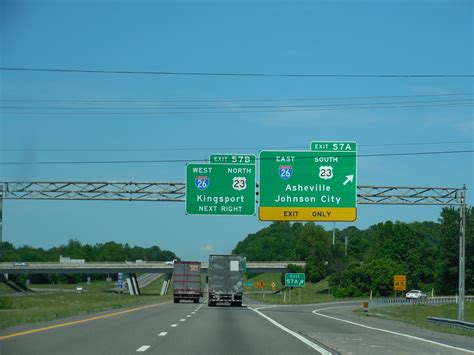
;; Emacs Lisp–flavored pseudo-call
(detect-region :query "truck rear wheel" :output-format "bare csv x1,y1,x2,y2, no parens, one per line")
173,298,179,303
208,301,216,307
194,298,199,303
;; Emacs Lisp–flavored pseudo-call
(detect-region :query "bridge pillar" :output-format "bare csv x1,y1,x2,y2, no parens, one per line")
126,273,141,295
160,273,172,296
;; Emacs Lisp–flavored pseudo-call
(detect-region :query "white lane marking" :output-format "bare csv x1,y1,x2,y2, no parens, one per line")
136,345,150,352
191,312,196,314
187,315,191,318
312,307,473,353
158,332,167,336
170,324,178,327
180,318,186,322
250,307,332,355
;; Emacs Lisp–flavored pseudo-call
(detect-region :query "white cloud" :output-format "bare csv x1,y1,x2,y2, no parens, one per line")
200,244,215,252
453,120,474,133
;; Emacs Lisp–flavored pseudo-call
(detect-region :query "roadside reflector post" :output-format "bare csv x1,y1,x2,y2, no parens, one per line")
363,301,369,312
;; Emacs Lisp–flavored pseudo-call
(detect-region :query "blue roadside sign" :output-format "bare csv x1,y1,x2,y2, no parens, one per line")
118,272,123,289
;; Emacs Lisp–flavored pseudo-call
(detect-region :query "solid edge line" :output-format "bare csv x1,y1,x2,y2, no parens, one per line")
0,301,170,341
312,307,473,353
250,307,332,355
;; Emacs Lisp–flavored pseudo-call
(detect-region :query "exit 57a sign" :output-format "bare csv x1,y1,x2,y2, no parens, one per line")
259,141,357,221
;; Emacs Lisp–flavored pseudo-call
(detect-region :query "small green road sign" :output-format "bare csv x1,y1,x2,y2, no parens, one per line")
285,273,305,287
259,142,357,222
210,154,255,165
186,162,256,215
245,281,253,287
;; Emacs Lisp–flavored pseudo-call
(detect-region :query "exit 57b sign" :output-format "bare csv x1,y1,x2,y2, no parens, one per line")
259,142,357,221
185,155,256,215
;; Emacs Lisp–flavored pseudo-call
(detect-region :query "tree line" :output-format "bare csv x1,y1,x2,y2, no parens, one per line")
0,240,178,284
233,207,473,297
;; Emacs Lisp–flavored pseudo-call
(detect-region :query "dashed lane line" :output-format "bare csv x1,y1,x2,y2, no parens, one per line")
136,345,150,352
170,324,178,327
158,332,167,337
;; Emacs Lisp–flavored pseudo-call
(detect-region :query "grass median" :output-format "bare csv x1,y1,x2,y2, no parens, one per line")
0,278,171,330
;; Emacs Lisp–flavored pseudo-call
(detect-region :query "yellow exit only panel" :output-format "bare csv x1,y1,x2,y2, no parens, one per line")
259,207,357,222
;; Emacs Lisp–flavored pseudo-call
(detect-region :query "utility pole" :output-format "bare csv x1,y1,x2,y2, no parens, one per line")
458,185,466,320
345,236,348,256
332,222,336,245
0,184,3,260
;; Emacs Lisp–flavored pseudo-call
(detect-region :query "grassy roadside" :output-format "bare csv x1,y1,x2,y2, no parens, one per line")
245,274,337,304
365,303,474,337
0,278,171,330
245,274,473,337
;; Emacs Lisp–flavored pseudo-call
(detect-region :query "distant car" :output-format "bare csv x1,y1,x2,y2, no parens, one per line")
165,259,177,265
13,262,29,267
76,286,84,292
406,290,427,299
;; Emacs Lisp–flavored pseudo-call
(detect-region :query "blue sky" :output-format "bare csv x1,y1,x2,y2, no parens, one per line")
1,0,473,261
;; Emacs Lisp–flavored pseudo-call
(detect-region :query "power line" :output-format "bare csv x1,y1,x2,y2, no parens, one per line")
3,98,473,110
1,149,473,165
1,67,473,78
1,140,472,153
2,102,472,116
2,92,472,104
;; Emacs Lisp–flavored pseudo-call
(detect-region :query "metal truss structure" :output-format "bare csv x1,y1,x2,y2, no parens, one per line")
0,181,186,202
0,181,466,205
0,181,468,320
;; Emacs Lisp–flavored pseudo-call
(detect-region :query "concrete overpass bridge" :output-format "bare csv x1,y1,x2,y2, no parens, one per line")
0,261,306,275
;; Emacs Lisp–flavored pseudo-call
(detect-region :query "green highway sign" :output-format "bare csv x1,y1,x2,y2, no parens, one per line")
210,154,255,165
259,142,357,221
245,281,253,287
186,162,256,215
285,273,305,287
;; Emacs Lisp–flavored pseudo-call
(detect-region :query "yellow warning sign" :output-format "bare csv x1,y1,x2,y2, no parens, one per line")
254,281,265,288
393,275,407,291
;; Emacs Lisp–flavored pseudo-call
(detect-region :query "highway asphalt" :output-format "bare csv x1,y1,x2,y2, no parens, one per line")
0,297,472,354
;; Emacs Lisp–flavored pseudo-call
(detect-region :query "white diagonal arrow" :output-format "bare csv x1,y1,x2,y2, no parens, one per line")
343,175,354,186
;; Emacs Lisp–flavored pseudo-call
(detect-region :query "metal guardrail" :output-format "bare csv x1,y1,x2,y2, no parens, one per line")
427,317,474,330
368,296,474,309
376,296,473,308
